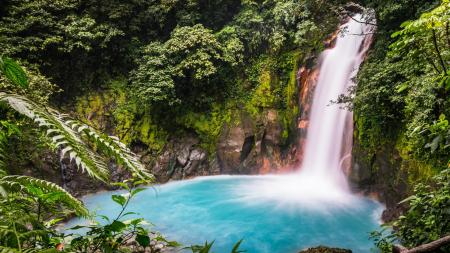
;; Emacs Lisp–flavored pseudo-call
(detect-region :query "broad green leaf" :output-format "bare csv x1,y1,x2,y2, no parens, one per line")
108,220,126,232
111,194,127,206
0,57,28,88
131,187,146,197
136,233,150,247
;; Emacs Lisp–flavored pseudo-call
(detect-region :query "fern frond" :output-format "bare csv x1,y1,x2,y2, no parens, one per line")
18,230,49,241
0,168,6,177
0,92,110,181
65,120,153,180
0,247,58,253
0,136,7,174
0,176,88,216
0,246,20,253
0,92,152,182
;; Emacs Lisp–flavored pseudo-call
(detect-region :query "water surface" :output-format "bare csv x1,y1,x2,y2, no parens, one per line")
67,176,383,253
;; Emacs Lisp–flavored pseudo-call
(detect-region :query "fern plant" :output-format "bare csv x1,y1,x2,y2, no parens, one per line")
0,179,81,252
0,56,154,252
0,92,152,181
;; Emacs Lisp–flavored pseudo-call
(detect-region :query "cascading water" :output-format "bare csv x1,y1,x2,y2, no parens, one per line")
67,14,382,253
298,14,375,192
236,14,376,206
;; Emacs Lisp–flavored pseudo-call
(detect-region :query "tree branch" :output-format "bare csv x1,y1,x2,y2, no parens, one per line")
431,27,447,73
446,22,450,50
413,40,440,74
348,32,377,36
346,13,377,26
393,235,450,253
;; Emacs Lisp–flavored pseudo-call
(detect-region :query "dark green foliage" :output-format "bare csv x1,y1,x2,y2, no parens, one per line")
0,57,157,252
0,175,86,251
353,0,449,167
130,24,241,107
395,169,450,250
0,0,242,99
1,0,343,152
66,178,169,252
0,175,88,216
360,1,450,251
371,168,450,252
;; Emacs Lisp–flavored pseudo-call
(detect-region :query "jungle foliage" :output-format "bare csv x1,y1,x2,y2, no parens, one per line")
351,0,450,252
353,0,449,167
0,0,343,152
0,58,245,252
0,3,343,251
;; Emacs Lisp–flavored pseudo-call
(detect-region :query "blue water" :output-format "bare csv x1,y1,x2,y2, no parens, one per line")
66,176,383,253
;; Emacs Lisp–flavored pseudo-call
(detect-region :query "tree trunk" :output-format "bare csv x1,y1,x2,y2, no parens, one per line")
393,235,450,253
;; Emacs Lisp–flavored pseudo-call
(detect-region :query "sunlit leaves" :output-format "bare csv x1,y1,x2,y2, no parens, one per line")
62,15,124,52
389,0,449,74
130,24,239,106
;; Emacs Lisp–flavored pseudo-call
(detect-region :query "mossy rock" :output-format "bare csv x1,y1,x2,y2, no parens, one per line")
299,246,352,253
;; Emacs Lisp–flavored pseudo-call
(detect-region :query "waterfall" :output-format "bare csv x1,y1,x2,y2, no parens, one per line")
238,14,375,207
298,14,375,192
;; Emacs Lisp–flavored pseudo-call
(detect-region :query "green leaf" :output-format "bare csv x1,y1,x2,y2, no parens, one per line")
0,246,20,253
200,241,214,253
111,182,130,190
131,188,146,197
425,135,442,153
130,218,144,226
399,195,417,204
231,239,245,253
136,234,150,247
98,215,110,222
0,175,88,216
111,194,127,206
396,82,409,93
108,220,126,232
0,57,28,88
69,225,88,230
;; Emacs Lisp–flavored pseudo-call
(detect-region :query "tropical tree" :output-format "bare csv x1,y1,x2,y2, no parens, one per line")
130,24,242,107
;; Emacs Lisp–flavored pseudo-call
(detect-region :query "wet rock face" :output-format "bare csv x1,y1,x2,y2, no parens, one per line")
216,111,260,174
139,107,298,182
299,246,352,253
215,109,297,175
150,135,212,182
350,133,409,222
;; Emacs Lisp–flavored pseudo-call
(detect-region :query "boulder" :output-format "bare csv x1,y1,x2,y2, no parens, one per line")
299,246,352,253
216,111,258,174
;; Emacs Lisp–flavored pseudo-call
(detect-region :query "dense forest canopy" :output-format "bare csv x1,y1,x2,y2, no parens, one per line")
0,0,449,252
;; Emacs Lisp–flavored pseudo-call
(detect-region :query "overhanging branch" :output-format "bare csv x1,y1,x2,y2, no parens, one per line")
393,235,450,253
